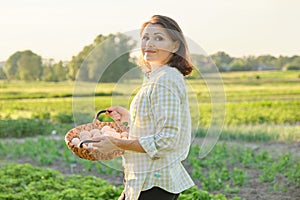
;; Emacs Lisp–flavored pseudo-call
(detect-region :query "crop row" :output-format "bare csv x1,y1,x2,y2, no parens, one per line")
1,98,299,127
0,163,232,200
1,117,299,142
188,144,300,193
0,137,298,199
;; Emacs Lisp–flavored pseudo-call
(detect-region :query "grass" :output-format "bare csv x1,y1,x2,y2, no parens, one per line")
0,70,299,141
193,125,300,142
1,70,299,199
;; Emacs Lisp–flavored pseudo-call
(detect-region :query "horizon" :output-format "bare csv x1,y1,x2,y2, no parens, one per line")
1,0,300,62
1,47,299,64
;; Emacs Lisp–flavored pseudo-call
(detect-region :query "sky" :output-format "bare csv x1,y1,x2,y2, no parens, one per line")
0,0,300,62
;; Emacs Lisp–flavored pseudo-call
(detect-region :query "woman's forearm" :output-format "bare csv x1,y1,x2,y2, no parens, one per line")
113,138,146,153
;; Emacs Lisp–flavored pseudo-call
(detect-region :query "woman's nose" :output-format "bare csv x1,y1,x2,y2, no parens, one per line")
145,38,154,47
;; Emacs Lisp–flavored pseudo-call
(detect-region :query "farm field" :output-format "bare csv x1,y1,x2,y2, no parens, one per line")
0,70,299,200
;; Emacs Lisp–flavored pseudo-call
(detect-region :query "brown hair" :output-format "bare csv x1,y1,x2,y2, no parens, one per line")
139,15,194,76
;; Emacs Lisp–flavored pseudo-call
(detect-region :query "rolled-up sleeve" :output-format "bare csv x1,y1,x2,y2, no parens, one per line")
138,79,181,159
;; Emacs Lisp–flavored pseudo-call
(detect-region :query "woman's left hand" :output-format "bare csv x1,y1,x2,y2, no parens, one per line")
92,136,121,154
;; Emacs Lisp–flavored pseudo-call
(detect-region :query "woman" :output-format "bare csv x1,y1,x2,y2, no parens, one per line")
93,15,195,200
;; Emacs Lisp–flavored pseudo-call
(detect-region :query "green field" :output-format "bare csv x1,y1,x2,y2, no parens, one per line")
1,70,299,141
1,70,300,200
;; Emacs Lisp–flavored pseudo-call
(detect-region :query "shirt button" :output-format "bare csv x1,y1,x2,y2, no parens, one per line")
154,173,161,178
152,156,160,160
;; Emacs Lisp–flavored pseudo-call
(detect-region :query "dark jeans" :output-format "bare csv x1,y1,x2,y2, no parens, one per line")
118,187,180,200
139,187,180,200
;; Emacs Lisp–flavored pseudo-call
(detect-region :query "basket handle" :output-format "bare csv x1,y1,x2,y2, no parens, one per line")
93,110,112,124
94,109,129,132
95,110,112,119
79,139,97,148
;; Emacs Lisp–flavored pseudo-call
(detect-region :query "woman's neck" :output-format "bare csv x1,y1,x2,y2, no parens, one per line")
149,63,164,72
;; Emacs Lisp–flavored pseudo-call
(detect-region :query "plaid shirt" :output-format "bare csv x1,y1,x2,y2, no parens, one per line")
123,66,194,200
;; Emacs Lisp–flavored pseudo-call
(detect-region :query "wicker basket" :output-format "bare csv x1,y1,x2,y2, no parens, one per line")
65,110,128,161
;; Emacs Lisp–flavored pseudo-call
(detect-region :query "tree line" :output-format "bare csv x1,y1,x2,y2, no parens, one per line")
208,51,300,72
1,34,300,82
0,33,137,82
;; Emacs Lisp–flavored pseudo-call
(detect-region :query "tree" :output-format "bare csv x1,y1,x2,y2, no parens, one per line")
210,51,234,71
190,54,214,75
257,55,277,68
53,61,67,82
42,58,55,81
230,58,251,71
283,64,300,70
283,56,300,70
67,45,94,81
3,51,22,79
17,51,43,81
0,67,7,79
4,50,42,81
243,56,259,70
42,65,54,81
69,33,137,82
67,34,108,81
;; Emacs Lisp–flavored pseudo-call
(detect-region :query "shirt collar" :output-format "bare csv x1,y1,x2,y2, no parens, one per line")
146,65,169,79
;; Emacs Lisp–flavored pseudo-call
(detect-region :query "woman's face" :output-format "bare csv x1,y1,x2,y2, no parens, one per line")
141,24,179,67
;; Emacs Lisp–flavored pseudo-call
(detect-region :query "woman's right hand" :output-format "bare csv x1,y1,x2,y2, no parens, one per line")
106,106,129,123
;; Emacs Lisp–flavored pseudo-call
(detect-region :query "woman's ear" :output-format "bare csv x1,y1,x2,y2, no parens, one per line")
172,41,180,53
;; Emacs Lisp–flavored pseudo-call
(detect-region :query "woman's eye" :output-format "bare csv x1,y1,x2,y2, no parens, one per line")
142,35,163,41
155,36,163,41
142,36,149,40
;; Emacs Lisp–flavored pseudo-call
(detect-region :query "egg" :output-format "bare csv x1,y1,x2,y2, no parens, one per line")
113,132,121,138
71,137,80,146
92,132,101,138
101,125,112,132
103,132,111,136
86,143,93,149
90,129,100,137
120,132,128,139
79,130,91,140
105,130,116,136
110,128,117,132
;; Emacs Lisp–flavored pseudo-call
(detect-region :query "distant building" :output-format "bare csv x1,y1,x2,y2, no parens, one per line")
257,64,276,71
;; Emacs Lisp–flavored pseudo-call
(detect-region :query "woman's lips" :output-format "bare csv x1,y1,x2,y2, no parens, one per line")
144,50,156,53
